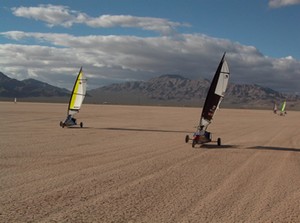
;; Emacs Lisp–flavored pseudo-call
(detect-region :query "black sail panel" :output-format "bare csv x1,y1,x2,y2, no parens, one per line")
199,53,229,130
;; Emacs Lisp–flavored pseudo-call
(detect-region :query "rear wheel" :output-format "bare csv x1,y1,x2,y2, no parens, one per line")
185,135,189,143
60,121,65,128
217,138,221,146
80,122,83,128
192,140,196,148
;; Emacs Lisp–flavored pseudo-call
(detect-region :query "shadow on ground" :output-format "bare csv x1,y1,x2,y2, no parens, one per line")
199,144,239,149
95,127,189,134
247,146,300,153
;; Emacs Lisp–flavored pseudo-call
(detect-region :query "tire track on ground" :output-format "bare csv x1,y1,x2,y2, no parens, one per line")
1,143,203,222
1,138,183,198
177,150,260,222
1,131,172,189
35,149,212,223
245,151,290,222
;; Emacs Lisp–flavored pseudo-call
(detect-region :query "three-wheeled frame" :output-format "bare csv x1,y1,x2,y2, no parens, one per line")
185,131,221,147
60,115,83,128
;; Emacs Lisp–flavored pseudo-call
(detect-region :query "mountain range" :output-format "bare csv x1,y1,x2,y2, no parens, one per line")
1,72,299,109
88,74,300,109
0,72,69,98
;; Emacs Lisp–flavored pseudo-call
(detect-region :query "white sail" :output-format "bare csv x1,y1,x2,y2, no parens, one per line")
215,60,229,97
68,68,87,116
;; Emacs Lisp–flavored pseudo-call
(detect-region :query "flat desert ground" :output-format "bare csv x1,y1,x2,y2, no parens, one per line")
1,102,300,223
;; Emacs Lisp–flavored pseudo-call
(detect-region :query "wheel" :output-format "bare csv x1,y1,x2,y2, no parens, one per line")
217,138,221,146
80,122,83,128
185,135,189,143
192,140,196,148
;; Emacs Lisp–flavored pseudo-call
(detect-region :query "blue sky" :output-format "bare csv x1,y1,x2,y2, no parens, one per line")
0,0,300,92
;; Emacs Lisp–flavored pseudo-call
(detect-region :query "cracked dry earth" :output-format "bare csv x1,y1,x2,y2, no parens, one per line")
1,102,300,222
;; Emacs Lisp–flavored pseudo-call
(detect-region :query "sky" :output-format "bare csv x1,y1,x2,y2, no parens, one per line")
0,0,300,92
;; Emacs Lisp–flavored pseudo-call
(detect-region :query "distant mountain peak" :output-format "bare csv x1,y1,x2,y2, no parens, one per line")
0,72,11,81
22,78,49,85
0,71,70,98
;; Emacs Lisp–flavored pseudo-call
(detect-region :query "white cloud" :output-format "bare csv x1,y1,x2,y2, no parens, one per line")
1,31,300,92
87,15,189,35
11,5,189,35
2,4,299,92
269,0,300,8
12,5,78,27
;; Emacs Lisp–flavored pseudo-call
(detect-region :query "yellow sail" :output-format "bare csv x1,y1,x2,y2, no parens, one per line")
68,67,87,115
280,101,286,112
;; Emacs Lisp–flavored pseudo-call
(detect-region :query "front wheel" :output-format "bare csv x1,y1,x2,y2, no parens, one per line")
80,122,83,128
185,135,189,143
217,138,221,146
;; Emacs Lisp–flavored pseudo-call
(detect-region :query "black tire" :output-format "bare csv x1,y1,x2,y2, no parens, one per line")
80,122,83,128
60,121,65,128
192,140,196,148
185,135,189,143
217,138,221,146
